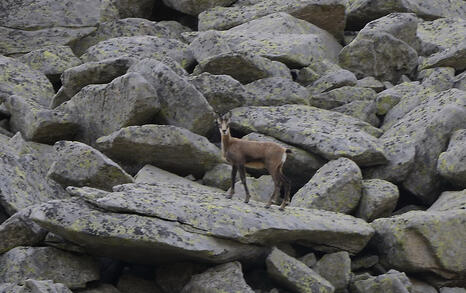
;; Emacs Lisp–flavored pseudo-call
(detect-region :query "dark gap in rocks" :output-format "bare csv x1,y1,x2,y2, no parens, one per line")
244,263,279,292
48,74,62,93
185,61,198,75
394,185,428,212
150,2,198,31
0,205,9,224
97,257,126,285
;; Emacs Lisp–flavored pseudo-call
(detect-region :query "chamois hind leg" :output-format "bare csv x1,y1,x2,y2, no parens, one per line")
265,165,282,209
238,165,251,203
279,168,291,211
226,165,238,199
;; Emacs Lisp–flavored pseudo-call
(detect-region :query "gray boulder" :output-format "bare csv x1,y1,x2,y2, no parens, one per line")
163,0,236,16
428,190,466,212
440,288,466,293
266,247,335,293
96,125,222,178
48,140,134,191
244,77,309,106
181,262,254,293
0,246,99,289
193,53,291,84
417,17,466,56
454,71,466,91
357,76,385,93
203,163,236,191
52,57,136,108
356,179,399,222
156,262,208,293
418,67,455,92
79,284,120,293
420,42,466,71
81,36,195,69
332,100,380,127
117,273,162,293
0,280,72,293
375,81,424,116
437,129,466,188
290,158,362,214
309,86,377,110
315,251,351,292
309,69,358,94
128,59,216,136
198,0,347,41
229,105,386,166
56,72,160,144
350,270,412,293
227,175,275,203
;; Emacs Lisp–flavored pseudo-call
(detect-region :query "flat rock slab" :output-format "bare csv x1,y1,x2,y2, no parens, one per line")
244,77,309,106
417,17,466,56
350,270,412,293
420,42,466,71
163,0,236,15
0,280,72,293
65,182,374,254
229,104,386,166
96,125,222,177
437,130,466,188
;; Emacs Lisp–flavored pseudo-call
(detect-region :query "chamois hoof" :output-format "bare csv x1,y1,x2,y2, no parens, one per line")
225,194,233,199
279,206,286,211
264,204,271,209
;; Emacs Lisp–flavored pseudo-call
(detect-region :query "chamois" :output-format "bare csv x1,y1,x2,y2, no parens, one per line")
216,112,291,210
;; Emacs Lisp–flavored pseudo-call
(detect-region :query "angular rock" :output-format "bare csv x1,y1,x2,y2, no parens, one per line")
454,71,466,91
229,105,386,166
181,262,254,293
156,262,208,293
290,158,362,214
188,73,249,114
440,288,466,293
244,77,309,106
203,163,236,191
56,72,160,144
117,273,162,293
300,252,317,268
309,86,376,110
194,53,291,84
350,270,412,293
128,59,216,136
375,81,424,116
420,42,466,71
0,246,99,289
0,26,96,56
52,57,136,108
17,45,81,81
73,18,189,56
0,55,54,107
198,0,347,41
332,100,380,127
63,182,375,253
339,30,418,83
266,247,335,293
81,36,195,69
79,284,120,293
417,17,466,56
351,255,379,271
428,190,466,212
44,232,87,254
315,251,351,292
310,69,358,94
357,76,385,93
4,95,79,144
228,175,275,203
48,140,134,191
418,67,455,92
410,279,437,293
356,179,399,222
0,280,73,293
96,125,222,177
0,207,47,254
437,129,466,188
163,0,236,16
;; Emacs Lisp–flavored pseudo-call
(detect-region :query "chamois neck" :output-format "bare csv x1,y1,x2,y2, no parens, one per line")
221,133,231,157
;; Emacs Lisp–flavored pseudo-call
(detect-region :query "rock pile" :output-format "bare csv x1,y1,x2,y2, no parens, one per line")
0,0,465,292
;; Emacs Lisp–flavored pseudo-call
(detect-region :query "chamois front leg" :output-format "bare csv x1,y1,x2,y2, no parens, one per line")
265,169,281,209
226,165,238,199
239,165,251,203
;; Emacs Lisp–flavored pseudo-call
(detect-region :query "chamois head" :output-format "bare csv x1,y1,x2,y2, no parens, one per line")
216,112,232,136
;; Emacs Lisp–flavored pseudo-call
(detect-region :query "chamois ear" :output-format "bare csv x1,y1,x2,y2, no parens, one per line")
223,111,232,121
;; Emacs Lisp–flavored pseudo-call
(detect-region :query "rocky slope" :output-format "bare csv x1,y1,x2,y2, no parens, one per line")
0,0,465,292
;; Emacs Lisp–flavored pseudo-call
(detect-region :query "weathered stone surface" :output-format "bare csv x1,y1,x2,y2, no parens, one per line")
0,26,96,56
52,57,136,108
333,100,380,127
351,255,379,271
417,17,466,56
339,30,418,83
44,232,87,254
244,77,309,106
128,59,216,136
357,76,385,93
266,247,335,293
189,30,341,68
4,95,79,144
194,53,291,84
371,207,466,280
420,42,466,71
455,71,466,91
156,262,208,293
80,284,120,293
375,81,422,115
347,0,466,30
163,0,236,16
0,207,47,254
309,86,376,110
300,252,317,268
117,273,162,293
410,278,438,293
48,140,134,191
188,73,249,114
428,190,466,212
96,125,222,177
17,45,81,79
203,163,236,191
229,105,386,166
440,288,466,293
228,175,275,203
57,72,160,144
181,262,254,293
418,67,455,92
0,55,54,107
64,182,374,253
437,129,466,188
356,179,399,222
74,18,189,56
198,0,346,41
0,246,99,289
315,251,351,292
0,279,73,293
310,69,358,94
291,158,362,214
350,270,412,293
81,36,194,69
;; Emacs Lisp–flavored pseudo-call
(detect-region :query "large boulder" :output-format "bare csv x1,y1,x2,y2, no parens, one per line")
437,129,466,188
266,247,335,293
417,17,466,56
0,280,72,293
203,163,236,191
163,0,236,16
309,86,376,110
81,36,195,69
228,175,275,203
0,246,100,289
181,262,254,293
128,59,216,136
420,42,466,71
350,270,412,293
290,158,362,214
309,69,358,94
428,190,466,212
332,100,380,127
48,140,134,191
356,179,399,222
229,104,386,166
418,67,456,92
56,72,160,144
244,77,309,106
95,125,222,177
198,0,347,41
375,81,424,116
315,251,351,292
